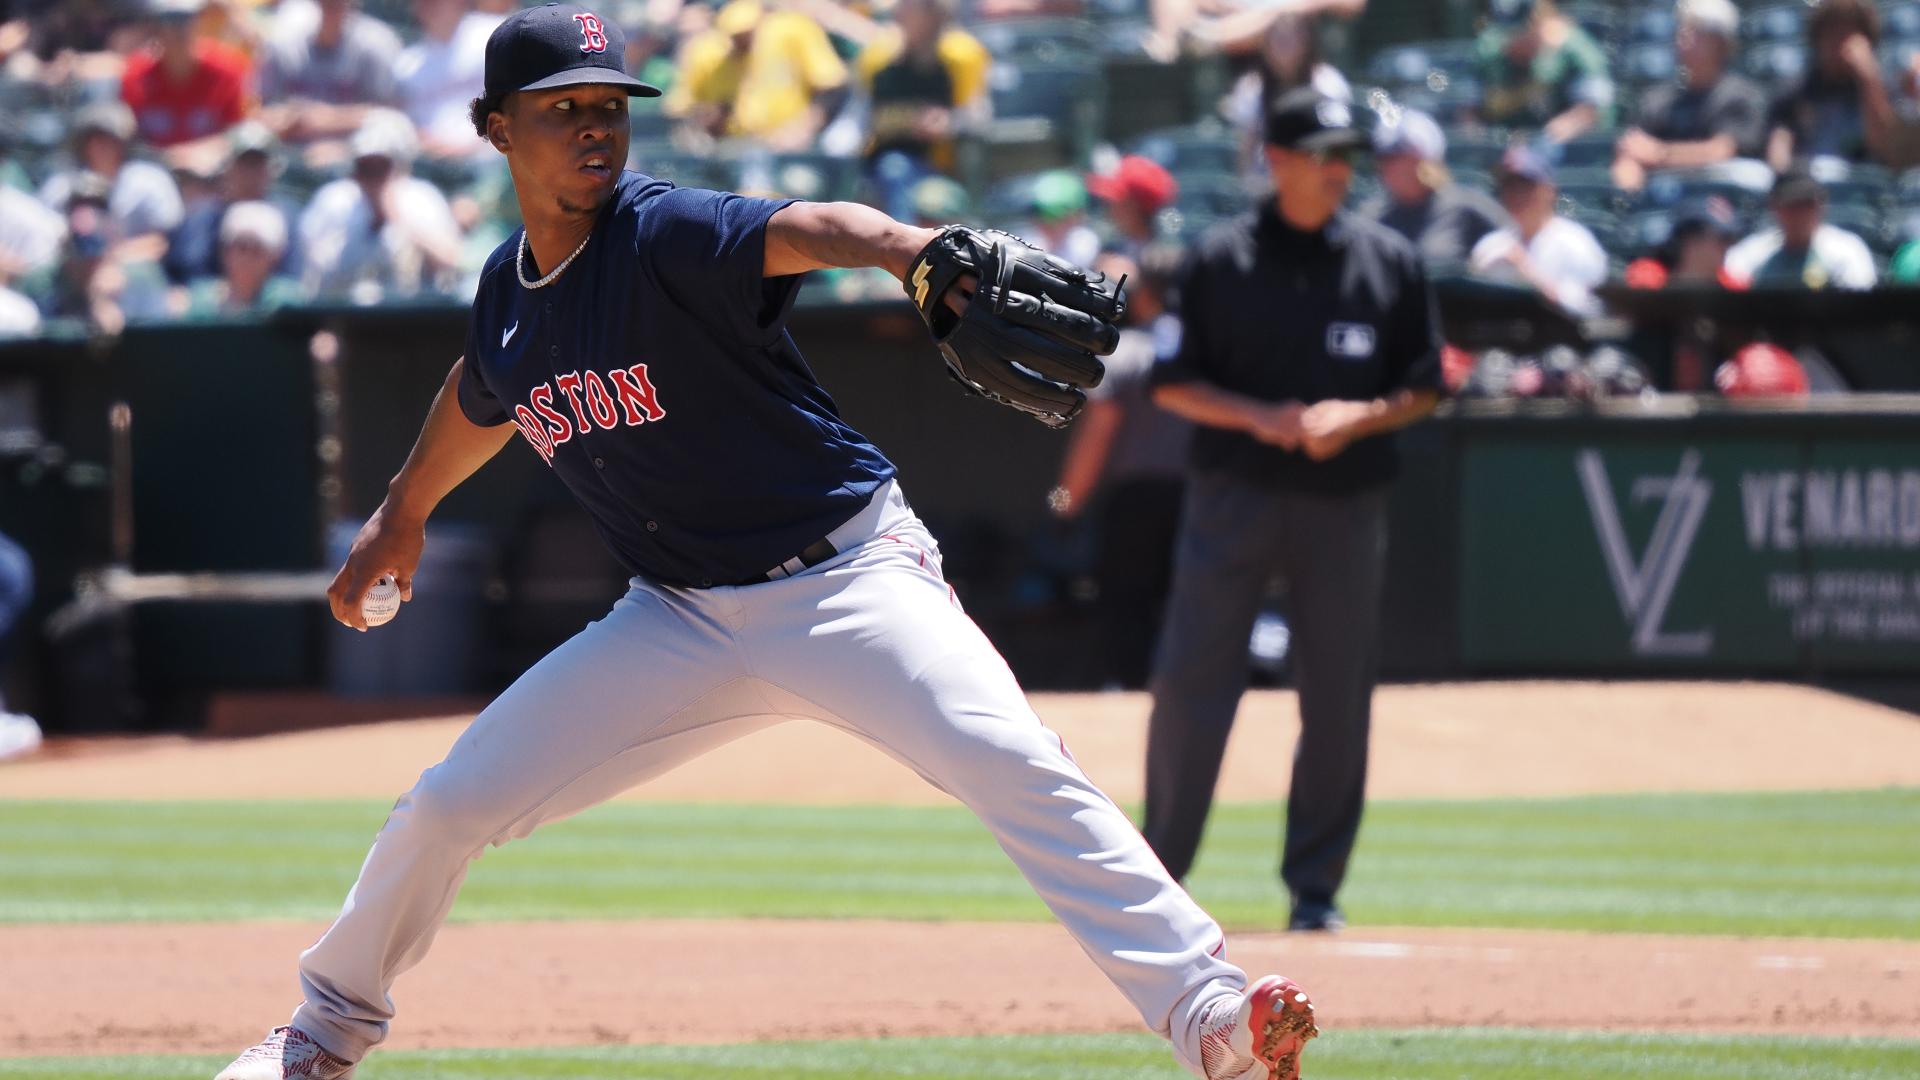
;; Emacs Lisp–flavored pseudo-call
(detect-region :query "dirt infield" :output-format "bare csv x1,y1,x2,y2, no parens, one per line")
4,920,1916,1057
4,682,1917,1060
5,681,1920,803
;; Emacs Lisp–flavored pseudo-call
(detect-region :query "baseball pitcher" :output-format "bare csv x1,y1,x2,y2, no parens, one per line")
215,6,1317,1079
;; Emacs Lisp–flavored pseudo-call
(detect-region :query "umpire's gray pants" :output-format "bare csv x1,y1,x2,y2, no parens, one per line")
1143,471,1387,906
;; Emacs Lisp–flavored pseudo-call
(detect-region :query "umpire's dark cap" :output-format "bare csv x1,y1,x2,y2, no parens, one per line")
485,3,662,99
1264,88,1371,152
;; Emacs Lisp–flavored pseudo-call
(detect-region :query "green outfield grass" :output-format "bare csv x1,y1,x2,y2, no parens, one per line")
4,1031,1918,1080
1,788,1916,936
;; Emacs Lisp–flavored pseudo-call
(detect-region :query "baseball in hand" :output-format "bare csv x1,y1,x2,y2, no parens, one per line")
361,575,401,627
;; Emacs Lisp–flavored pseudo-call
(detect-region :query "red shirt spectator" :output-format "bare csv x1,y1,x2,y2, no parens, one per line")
122,38,253,148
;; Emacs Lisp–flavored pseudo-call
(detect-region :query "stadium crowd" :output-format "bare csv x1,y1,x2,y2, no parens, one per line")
0,0,1915,374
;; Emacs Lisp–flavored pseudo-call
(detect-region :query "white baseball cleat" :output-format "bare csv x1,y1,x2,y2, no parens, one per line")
214,1026,356,1080
1197,974,1319,1080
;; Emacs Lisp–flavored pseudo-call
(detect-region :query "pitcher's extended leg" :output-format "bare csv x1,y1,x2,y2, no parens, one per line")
292,583,779,1061
738,522,1247,1076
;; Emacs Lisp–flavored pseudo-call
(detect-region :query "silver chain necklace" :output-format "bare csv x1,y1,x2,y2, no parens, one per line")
516,230,591,289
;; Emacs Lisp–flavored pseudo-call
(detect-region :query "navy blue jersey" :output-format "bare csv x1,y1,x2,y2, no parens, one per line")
457,172,896,587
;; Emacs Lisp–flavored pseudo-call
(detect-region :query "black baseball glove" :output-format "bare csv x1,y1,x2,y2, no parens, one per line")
903,226,1122,427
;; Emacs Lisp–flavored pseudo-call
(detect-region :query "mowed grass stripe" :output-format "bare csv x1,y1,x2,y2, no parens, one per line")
5,1031,1919,1080
1,789,1916,936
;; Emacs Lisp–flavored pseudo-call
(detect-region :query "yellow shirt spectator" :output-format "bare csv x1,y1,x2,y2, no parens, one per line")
855,25,991,108
669,1,849,139
855,23,990,168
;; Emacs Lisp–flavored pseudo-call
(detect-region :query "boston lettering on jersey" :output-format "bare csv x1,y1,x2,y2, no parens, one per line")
511,364,666,463
458,172,895,587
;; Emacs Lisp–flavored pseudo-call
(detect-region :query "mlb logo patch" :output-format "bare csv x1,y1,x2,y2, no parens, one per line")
1325,322,1376,360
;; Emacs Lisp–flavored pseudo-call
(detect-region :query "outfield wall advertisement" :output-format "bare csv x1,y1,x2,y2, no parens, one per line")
1460,437,1920,672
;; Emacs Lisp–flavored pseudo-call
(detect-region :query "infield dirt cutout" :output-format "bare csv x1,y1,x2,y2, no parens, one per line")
3,682,1918,1058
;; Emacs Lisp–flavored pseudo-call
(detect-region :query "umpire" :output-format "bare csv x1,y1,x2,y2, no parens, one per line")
1144,87,1443,931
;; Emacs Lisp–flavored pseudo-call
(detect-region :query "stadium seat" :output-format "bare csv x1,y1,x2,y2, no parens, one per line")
1885,1,1920,40
1881,37,1920,84
1127,122,1239,177
1621,4,1677,44
1744,41,1809,82
747,154,861,202
1744,3,1807,43
1620,207,1677,257
1443,128,1506,174
1557,169,1644,216
1557,130,1621,170
1365,39,1479,89
986,57,1106,170
1619,42,1678,84
969,18,1102,65
1643,168,1770,218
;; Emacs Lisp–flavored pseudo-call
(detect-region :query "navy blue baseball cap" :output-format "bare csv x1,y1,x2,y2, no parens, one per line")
484,3,661,100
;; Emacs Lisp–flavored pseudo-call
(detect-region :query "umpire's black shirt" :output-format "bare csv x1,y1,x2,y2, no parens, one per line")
1152,200,1443,494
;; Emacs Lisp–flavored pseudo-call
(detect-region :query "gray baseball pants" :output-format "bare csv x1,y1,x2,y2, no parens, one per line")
1142,470,1388,906
290,481,1246,1076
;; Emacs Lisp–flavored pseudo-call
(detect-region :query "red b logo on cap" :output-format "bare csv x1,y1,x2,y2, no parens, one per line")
574,12,609,53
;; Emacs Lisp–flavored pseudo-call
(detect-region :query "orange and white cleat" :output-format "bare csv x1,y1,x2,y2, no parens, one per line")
1197,974,1319,1080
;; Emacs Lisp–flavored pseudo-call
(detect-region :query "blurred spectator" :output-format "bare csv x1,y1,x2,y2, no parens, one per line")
1624,193,1745,288
1,174,67,282
1715,341,1811,396
120,0,254,152
1468,144,1607,315
1047,245,1191,689
39,103,186,245
394,0,505,161
1086,154,1177,260
1223,11,1352,180
1890,232,1920,282
0,529,37,761
1475,0,1615,141
0,281,40,336
259,0,401,144
164,120,303,283
1612,0,1766,191
974,0,1083,20
1766,0,1892,169
856,0,988,220
1022,170,1102,268
1161,0,1363,70
6,0,130,56
667,0,848,149
1722,165,1876,289
22,173,172,335
0,178,55,332
299,108,462,300
177,199,303,315
1360,107,1511,268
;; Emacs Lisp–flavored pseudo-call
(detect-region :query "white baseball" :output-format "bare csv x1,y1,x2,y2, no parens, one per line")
361,575,401,627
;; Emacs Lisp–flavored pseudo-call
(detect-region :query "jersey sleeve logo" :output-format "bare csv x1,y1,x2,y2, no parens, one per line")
573,13,609,53
512,364,666,466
